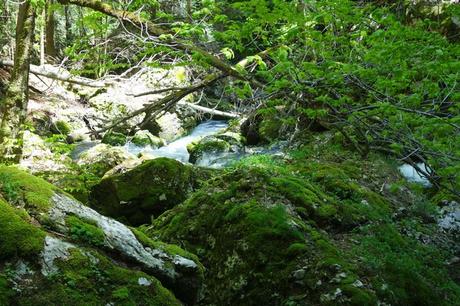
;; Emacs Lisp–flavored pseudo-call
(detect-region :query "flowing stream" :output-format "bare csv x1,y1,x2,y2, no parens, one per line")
72,120,285,168
124,120,229,163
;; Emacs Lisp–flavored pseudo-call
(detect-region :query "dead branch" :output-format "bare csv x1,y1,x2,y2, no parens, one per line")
0,59,109,87
94,73,227,135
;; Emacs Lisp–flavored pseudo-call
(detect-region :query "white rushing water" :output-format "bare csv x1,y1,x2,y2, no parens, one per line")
124,120,228,163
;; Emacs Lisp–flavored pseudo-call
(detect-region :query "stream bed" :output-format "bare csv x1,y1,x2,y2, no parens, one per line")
71,120,286,169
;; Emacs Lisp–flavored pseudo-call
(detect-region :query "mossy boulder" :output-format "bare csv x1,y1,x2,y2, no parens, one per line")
1,237,182,306
131,130,166,147
102,131,128,146
144,167,379,305
0,164,58,214
0,165,204,304
187,132,244,164
90,158,202,225
241,113,282,145
143,136,460,305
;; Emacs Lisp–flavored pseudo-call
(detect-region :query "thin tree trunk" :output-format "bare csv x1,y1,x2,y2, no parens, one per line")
45,0,57,59
186,0,192,22
65,5,72,45
0,1,36,163
40,8,46,65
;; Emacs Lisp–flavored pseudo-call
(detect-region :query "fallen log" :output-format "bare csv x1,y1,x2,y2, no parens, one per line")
0,59,108,88
178,102,239,119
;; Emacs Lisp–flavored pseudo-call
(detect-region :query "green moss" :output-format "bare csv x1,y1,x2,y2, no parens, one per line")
353,223,460,305
131,131,164,147
0,198,46,259
258,117,282,142
188,138,231,163
0,274,14,305
146,169,314,305
112,286,130,300
101,131,127,146
286,243,309,257
0,165,57,213
341,285,377,306
52,120,72,136
66,215,105,247
131,137,151,146
18,248,181,306
90,158,195,225
317,204,338,218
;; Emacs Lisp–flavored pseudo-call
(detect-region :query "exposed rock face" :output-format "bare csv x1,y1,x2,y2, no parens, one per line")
86,67,197,137
89,158,198,225
48,193,202,303
157,112,188,142
439,201,460,241
0,166,203,305
41,236,76,276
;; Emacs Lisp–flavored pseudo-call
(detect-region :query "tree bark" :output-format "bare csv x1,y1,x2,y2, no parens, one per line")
0,1,36,163
45,0,57,59
40,8,46,65
64,5,73,45
178,102,239,119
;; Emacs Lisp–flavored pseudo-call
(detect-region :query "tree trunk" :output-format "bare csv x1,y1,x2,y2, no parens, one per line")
186,0,192,22
40,8,46,65
45,0,57,59
0,1,36,163
64,5,73,45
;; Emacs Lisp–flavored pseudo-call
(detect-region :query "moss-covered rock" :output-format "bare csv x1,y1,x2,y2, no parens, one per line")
102,131,128,146
142,134,460,305
187,132,244,164
1,241,182,306
77,144,138,177
241,112,283,145
0,166,204,305
89,158,202,225
0,274,14,305
0,164,58,214
0,198,46,260
143,167,376,305
66,215,106,247
131,130,166,147
51,120,72,136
